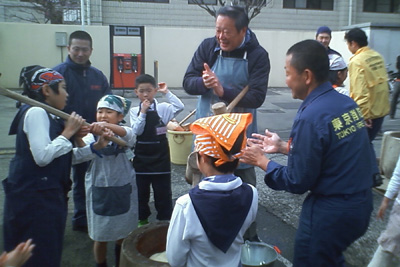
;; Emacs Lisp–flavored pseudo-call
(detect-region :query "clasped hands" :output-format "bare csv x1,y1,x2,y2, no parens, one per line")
75,122,115,148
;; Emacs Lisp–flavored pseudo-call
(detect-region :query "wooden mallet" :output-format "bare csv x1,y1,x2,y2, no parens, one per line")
211,85,249,115
0,86,127,147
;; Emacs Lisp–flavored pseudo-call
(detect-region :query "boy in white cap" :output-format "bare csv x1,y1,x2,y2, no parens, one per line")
166,113,258,267
328,54,349,96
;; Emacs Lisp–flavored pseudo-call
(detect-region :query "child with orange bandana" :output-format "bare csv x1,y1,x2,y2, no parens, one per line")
166,113,258,267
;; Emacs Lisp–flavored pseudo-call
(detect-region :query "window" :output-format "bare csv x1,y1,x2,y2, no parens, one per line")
283,0,333,10
363,0,400,13
188,0,217,4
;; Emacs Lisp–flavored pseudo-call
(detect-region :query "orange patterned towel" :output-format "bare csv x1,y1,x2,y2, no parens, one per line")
191,113,253,166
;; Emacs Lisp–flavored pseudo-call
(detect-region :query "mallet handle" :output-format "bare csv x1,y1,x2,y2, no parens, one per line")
179,109,196,126
226,85,249,113
0,86,127,147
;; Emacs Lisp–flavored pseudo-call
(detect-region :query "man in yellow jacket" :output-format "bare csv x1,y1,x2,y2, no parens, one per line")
345,27,390,142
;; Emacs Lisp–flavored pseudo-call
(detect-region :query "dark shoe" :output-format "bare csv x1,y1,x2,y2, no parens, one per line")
72,224,88,233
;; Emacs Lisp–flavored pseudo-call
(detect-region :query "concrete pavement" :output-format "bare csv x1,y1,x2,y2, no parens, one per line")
0,87,399,266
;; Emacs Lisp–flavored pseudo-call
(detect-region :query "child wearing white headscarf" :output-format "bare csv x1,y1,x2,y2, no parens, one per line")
73,95,138,267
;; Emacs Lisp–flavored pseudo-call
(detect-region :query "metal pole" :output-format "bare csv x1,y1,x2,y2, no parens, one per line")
348,0,353,26
154,60,159,84
86,0,91,25
80,0,85,26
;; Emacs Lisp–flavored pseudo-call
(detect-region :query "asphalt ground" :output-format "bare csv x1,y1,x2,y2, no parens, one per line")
0,87,399,266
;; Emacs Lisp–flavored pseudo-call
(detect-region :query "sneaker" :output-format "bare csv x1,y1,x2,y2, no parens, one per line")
138,219,149,227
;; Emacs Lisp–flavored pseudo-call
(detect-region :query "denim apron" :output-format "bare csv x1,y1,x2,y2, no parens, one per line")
196,50,257,169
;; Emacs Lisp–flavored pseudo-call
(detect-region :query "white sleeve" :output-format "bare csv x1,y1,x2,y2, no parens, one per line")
385,154,400,200
23,107,72,167
164,91,184,117
166,196,191,267
121,126,136,148
129,107,146,136
72,134,96,165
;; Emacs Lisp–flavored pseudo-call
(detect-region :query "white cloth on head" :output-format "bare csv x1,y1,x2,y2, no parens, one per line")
329,54,347,71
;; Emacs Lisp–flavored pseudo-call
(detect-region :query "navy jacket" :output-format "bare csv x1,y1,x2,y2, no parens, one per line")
183,30,270,109
266,82,374,195
53,56,111,123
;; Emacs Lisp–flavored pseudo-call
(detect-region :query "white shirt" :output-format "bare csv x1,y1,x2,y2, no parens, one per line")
384,154,400,204
23,107,73,167
166,177,258,267
129,91,184,135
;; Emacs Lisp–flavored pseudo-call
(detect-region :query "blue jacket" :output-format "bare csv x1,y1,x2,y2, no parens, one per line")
265,82,374,195
183,30,270,109
53,56,111,123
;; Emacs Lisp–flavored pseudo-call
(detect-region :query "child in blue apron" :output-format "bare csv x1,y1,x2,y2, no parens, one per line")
129,74,184,226
3,65,84,267
73,94,137,267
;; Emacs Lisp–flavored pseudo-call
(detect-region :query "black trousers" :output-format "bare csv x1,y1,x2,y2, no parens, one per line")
136,173,172,221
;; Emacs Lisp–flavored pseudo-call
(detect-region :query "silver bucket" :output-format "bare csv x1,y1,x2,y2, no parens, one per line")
241,241,278,267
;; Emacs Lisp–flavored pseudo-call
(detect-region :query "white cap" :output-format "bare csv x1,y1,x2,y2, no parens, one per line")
329,54,347,71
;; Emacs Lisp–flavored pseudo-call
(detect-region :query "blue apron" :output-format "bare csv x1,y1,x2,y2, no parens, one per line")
196,50,257,169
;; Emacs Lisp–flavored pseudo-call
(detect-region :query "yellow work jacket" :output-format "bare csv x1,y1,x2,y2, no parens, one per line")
348,46,389,119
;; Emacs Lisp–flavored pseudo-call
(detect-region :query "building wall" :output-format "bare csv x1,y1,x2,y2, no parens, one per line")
0,22,317,89
0,22,399,90
100,0,400,31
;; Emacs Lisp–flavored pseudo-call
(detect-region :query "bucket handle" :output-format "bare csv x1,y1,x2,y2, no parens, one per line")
173,134,186,144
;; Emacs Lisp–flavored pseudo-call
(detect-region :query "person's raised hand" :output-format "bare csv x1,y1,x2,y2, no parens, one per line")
260,129,288,154
158,82,169,94
202,63,224,97
140,99,151,114
240,138,270,170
